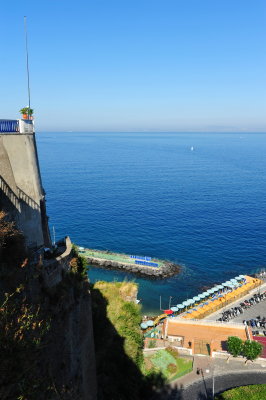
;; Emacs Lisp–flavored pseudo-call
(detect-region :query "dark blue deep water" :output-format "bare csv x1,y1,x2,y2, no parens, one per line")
37,132,266,314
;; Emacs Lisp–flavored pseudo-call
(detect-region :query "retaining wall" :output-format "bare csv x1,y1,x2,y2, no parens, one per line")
0,132,50,247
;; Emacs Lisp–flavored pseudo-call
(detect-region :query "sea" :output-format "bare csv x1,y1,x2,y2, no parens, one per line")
37,132,266,315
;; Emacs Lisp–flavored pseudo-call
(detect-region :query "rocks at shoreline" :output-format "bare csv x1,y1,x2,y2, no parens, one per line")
85,257,181,279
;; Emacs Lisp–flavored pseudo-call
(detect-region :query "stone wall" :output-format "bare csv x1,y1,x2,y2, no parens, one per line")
42,236,72,288
0,132,50,248
44,281,97,399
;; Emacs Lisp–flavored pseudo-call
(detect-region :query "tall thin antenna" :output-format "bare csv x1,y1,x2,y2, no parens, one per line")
24,16,31,119
52,226,56,246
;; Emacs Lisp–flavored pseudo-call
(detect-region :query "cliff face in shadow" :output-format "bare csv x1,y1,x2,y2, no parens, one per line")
90,284,167,400
0,216,97,399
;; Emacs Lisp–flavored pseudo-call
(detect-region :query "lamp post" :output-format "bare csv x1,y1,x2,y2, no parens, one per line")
212,362,215,400
205,361,215,400
169,296,172,309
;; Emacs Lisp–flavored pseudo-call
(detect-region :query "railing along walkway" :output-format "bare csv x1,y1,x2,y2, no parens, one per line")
0,175,20,210
0,119,19,133
0,119,34,134
0,175,40,211
17,186,40,210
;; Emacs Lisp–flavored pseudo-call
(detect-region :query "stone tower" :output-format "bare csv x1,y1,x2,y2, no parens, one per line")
0,119,51,248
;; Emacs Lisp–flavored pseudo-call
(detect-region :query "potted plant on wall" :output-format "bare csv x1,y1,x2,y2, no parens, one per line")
19,107,34,120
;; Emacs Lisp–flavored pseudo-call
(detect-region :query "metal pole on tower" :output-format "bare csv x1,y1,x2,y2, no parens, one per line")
53,226,56,246
24,16,31,119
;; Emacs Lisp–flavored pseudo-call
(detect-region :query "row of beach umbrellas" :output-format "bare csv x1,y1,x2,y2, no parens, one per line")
140,320,155,329
169,275,246,313
140,275,246,329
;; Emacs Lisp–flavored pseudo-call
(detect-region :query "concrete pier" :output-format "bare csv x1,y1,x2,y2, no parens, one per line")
80,248,181,278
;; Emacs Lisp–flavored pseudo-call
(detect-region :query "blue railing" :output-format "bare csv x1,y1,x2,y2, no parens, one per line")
130,255,152,261
135,260,158,267
0,119,19,133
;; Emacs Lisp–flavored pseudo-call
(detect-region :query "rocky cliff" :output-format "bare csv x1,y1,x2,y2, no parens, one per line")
0,214,97,399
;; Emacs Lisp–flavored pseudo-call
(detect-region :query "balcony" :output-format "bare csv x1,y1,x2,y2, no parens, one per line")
0,119,34,134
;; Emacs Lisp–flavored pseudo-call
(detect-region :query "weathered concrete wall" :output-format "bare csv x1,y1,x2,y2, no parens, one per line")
0,132,50,248
47,283,97,399
42,236,72,288
1,133,43,202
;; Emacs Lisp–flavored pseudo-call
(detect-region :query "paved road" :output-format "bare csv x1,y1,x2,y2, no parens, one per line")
152,355,266,400
155,371,266,399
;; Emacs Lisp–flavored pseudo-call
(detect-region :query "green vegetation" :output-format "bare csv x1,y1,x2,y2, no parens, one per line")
144,348,193,381
148,340,157,348
93,280,143,366
227,336,263,362
91,280,166,399
19,106,34,116
227,336,243,357
71,243,89,277
242,340,263,362
0,213,90,399
148,349,177,377
0,212,53,398
215,384,266,400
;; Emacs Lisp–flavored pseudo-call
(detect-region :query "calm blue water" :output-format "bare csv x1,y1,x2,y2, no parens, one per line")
37,132,266,314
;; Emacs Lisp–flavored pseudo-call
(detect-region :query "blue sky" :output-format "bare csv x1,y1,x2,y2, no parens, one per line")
1,0,266,132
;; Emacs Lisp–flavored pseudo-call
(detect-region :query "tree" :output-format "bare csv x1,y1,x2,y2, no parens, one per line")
227,336,243,358
242,340,263,362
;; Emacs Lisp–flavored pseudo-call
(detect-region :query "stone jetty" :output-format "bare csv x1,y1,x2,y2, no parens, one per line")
79,248,181,279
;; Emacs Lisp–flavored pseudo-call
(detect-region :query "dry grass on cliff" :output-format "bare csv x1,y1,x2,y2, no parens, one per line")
95,280,137,302
93,280,143,364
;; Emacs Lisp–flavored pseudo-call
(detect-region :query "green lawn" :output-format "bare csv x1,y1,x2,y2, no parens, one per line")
215,384,266,400
144,349,193,381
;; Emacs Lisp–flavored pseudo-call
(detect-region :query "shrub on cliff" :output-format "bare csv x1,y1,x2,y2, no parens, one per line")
0,288,52,398
0,211,26,274
71,244,89,278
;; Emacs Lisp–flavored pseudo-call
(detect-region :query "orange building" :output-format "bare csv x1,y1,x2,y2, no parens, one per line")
163,319,251,355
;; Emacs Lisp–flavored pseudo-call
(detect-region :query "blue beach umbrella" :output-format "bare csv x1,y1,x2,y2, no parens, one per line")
140,322,148,329
198,294,205,299
146,320,154,327
223,281,232,287
171,307,179,312
193,296,201,302
176,304,185,309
